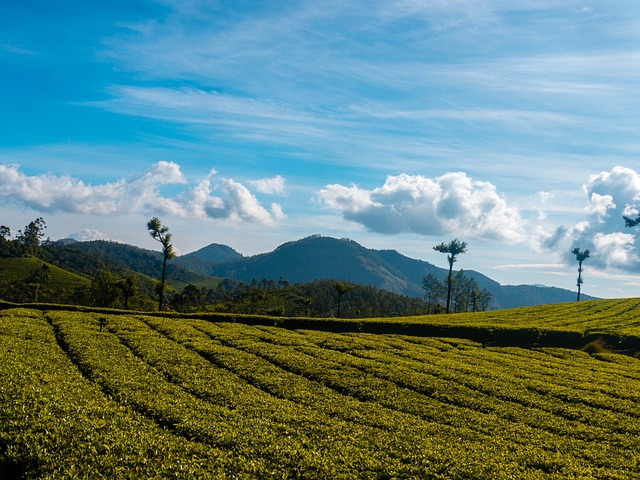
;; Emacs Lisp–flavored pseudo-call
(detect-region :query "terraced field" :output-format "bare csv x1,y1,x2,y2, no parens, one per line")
1,304,640,478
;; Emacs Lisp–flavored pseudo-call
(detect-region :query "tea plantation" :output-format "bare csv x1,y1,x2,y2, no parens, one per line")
1,300,639,478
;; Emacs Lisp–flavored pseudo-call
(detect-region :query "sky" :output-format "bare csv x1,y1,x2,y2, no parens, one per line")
2,1,640,299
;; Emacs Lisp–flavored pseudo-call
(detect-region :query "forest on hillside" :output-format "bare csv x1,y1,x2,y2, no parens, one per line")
0,217,492,317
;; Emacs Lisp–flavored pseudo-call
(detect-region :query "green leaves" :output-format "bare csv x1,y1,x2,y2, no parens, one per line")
1,307,639,478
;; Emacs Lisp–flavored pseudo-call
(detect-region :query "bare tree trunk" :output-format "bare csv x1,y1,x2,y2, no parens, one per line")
159,255,167,311
445,260,454,313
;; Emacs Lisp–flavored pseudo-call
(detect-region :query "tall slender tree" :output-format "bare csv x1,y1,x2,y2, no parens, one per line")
147,217,175,311
571,247,590,301
433,238,467,313
335,281,354,318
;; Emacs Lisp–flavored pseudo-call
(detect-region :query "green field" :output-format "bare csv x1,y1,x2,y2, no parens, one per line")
1,302,640,478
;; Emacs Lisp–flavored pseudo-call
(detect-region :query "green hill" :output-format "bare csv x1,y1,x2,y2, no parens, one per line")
43,240,223,291
1,301,639,478
0,257,89,291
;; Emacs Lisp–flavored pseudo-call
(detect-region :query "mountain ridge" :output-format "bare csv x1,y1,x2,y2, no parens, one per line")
48,235,595,310
185,235,594,309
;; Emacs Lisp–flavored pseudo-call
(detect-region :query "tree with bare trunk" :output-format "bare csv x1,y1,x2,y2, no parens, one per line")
571,247,590,301
147,217,175,311
433,239,467,313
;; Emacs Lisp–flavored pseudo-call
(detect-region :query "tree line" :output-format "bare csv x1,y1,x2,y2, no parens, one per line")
5,211,639,314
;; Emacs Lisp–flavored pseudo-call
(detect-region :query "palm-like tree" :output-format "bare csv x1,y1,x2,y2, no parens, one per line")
433,239,467,313
571,247,590,301
147,217,175,311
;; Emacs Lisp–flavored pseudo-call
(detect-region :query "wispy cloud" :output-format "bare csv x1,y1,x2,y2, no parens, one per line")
1,43,36,56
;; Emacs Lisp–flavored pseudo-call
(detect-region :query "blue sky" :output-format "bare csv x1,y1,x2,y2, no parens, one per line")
2,0,640,298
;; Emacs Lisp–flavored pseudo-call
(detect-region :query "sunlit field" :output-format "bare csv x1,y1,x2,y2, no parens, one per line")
1,302,639,478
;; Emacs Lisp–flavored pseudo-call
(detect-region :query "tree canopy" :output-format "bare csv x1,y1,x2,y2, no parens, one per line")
433,239,468,313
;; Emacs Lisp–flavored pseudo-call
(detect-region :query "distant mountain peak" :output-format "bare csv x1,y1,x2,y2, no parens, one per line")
185,243,243,259
205,235,596,309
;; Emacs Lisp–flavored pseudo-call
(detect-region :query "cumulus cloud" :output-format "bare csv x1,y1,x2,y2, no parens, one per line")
540,166,640,271
68,229,113,242
249,175,286,195
0,162,284,226
184,177,285,225
316,172,524,242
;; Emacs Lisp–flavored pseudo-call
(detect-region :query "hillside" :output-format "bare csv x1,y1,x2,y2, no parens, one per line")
0,257,89,291
43,240,222,291
1,303,638,478
174,243,243,275
35,235,596,311
203,235,595,309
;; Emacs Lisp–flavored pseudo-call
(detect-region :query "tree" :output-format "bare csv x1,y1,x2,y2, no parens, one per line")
422,274,445,314
147,217,175,311
433,239,468,313
116,274,138,310
571,247,590,301
90,268,120,308
25,263,50,302
335,281,355,318
0,226,12,257
17,217,46,257
171,284,206,312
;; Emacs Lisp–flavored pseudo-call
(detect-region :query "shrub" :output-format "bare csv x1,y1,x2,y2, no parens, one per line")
581,338,610,354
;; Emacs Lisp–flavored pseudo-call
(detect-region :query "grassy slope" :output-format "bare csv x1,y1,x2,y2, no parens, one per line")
0,257,89,290
170,297,640,354
1,305,638,478
367,297,640,339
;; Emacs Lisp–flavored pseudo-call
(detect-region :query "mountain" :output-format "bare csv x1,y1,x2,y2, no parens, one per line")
41,235,595,310
202,235,595,309
43,240,222,291
174,243,243,275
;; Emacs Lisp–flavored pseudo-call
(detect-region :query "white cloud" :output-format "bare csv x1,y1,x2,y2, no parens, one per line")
68,229,113,242
316,172,524,242
539,166,640,271
0,162,284,226
249,175,286,195
592,232,638,266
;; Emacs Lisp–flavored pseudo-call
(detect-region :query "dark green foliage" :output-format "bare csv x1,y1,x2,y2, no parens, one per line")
89,268,121,308
0,259,81,304
43,240,220,292
174,243,243,275
212,278,430,317
423,270,491,313
170,283,209,312
0,218,46,258
581,338,611,354
335,281,355,318
116,274,138,310
25,263,50,302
